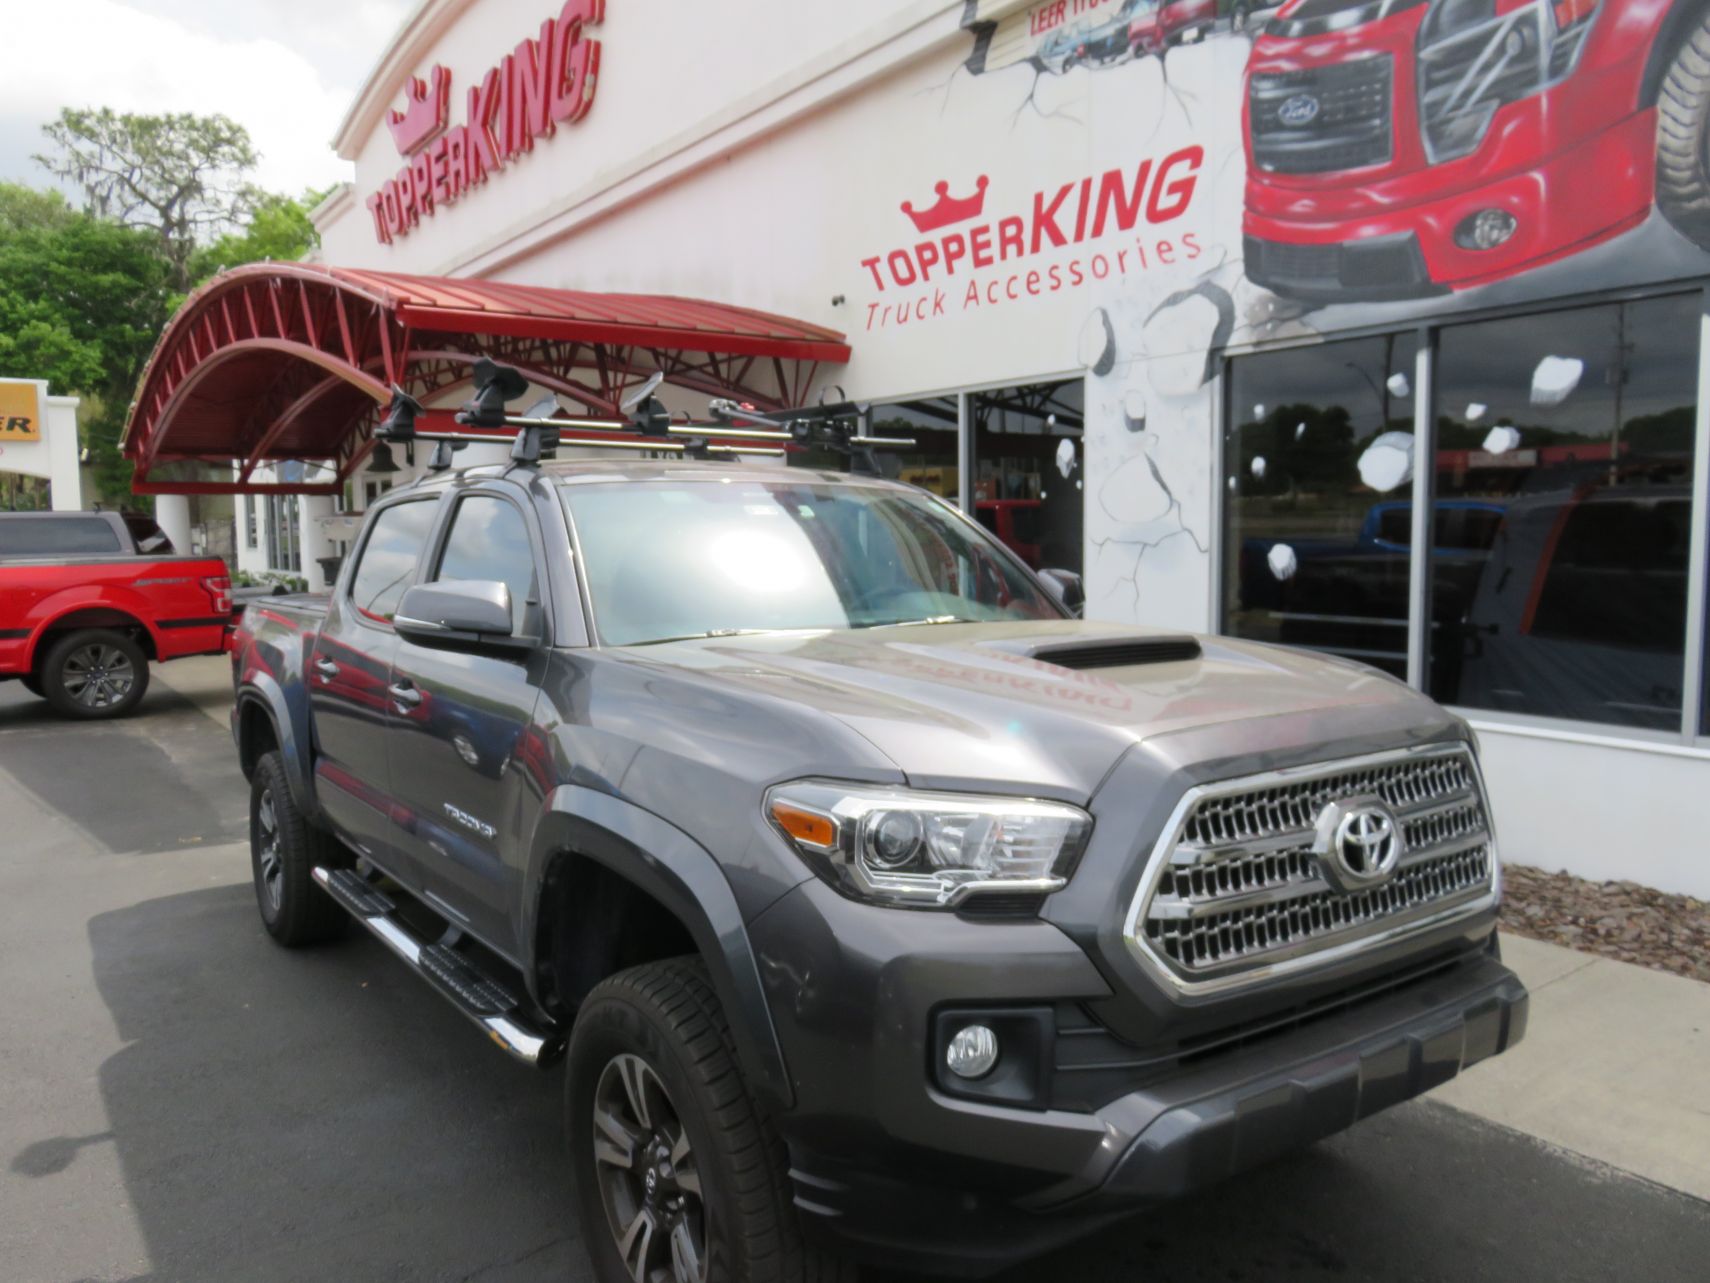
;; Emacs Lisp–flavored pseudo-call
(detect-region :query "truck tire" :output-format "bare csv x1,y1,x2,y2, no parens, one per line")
38,628,149,719
568,958,856,1283
21,675,43,698
1656,12,1710,250
250,751,348,947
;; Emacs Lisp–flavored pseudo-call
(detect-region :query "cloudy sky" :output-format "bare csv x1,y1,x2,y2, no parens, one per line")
4,0,416,199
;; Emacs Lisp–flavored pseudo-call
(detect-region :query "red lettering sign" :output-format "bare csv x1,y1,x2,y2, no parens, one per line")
367,0,606,245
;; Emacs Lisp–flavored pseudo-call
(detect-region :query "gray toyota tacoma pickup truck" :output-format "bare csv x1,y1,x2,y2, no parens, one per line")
231,455,1525,1281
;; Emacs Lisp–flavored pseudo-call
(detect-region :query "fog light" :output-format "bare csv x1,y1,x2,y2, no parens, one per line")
946,1025,999,1079
1455,208,1517,251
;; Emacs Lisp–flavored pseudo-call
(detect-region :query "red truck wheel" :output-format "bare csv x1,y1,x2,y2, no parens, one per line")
1657,12,1710,250
38,629,150,719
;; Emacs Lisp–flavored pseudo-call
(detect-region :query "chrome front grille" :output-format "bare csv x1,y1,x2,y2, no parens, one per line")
1124,746,1497,995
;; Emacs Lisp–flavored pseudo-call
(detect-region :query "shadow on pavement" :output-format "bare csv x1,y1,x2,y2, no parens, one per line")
49,882,590,1282
20,882,1707,1282
0,680,248,855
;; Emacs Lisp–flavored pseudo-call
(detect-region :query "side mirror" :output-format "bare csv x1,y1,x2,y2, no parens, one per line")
1037,568,1085,617
394,580,518,648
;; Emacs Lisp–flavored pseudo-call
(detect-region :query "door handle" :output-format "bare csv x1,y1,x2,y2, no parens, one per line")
388,681,423,711
313,656,339,682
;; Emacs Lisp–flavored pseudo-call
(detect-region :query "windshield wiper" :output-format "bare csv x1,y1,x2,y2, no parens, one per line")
868,614,981,628
627,628,771,646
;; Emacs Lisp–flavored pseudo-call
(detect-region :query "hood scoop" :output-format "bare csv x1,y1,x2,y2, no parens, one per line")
1021,636,1202,671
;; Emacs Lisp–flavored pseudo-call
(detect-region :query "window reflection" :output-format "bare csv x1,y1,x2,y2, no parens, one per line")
789,398,960,504
1430,295,1699,730
970,379,1084,574
1223,334,1420,678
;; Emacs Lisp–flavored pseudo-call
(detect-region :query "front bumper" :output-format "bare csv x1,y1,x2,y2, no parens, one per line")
753,873,1525,1276
1088,950,1524,1205
1244,99,1656,301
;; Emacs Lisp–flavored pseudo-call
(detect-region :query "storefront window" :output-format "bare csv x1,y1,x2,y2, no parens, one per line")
970,379,1083,574
870,398,959,502
1222,334,1419,678
1429,294,1699,731
788,398,958,503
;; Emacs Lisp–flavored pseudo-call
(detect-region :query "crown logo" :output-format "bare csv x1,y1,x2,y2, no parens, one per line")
901,176,990,233
387,65,453,157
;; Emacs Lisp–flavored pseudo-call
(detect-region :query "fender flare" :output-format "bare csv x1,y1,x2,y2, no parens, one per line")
235,673,318,819
23,589,160,669
525,785,794,1112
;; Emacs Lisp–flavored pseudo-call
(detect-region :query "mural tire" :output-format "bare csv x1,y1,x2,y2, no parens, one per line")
1656,12,1710,251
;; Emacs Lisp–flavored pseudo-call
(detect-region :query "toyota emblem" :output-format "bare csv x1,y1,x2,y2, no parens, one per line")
1278,93,1321,127
1313,796,1401,892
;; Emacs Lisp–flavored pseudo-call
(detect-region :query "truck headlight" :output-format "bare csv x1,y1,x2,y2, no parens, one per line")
1417,0,1600,163
766,781,1092,908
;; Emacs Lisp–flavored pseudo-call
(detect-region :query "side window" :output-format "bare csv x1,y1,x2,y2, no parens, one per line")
0,516,122,555
349,500,437,622
434,495,540,636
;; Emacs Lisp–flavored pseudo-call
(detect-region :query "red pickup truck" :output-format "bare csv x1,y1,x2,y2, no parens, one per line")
0,511,232,719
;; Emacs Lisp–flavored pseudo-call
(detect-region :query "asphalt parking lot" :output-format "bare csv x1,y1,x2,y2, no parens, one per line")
3,659,1708,1283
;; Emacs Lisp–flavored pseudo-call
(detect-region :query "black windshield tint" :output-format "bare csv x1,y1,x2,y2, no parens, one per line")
562,480,1058,646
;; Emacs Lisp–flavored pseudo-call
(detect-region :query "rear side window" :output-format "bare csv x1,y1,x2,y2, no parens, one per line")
0,516,122,555
349,500,437,622
433,495,540,636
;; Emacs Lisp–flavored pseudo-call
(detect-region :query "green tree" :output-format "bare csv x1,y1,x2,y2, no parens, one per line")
35,108,259,292
0,181,173,503
190,187,325,286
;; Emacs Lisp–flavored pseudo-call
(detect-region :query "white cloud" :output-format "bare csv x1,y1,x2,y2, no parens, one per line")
1,0,407,197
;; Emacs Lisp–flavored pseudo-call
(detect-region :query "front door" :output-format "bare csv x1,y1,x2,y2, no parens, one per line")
309,495,440,863
385,489,549,956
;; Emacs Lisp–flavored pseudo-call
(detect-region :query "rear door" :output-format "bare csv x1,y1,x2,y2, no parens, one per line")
385,487,550,954
309,495,440,864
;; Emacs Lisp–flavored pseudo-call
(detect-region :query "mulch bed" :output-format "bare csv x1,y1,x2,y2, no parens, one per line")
1500,863,1710,984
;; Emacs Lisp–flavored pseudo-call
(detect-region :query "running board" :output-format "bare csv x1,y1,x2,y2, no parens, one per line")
312,866,564,1067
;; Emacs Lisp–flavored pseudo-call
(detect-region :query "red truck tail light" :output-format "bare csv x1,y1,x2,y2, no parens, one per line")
203,575,233,616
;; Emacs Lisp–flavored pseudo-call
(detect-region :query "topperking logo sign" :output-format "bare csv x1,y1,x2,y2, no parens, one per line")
365,0,605,245
855,144,1206,333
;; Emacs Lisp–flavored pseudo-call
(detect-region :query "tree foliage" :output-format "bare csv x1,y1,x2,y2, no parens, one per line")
36,108,260,292
4,109,325,505
190,187,326,287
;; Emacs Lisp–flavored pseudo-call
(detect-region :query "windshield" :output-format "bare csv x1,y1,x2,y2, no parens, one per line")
561,479,1060,646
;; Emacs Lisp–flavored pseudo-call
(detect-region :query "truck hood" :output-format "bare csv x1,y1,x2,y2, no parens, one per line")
612,621,1439,799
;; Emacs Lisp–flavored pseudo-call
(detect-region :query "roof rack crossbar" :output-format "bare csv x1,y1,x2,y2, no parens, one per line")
373,358,915,474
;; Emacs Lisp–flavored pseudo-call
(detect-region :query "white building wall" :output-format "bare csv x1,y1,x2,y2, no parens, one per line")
308,0,1710,897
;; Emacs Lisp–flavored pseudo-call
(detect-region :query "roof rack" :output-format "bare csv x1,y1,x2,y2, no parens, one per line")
373,360,914,475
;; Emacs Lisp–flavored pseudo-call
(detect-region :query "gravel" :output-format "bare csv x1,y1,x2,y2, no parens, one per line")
1500,864,1710,984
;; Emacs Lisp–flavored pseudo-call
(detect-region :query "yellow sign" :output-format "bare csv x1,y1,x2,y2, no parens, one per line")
0,381,42,442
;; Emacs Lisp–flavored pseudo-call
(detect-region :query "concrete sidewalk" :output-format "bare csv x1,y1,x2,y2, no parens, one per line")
1434,932,1710,1202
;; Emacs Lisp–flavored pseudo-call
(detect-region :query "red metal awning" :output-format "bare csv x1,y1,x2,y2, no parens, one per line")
122,263,852,495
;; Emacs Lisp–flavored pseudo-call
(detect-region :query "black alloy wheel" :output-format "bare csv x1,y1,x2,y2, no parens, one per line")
567,959,855,1283
592,1053,707,1282
248,750,349,947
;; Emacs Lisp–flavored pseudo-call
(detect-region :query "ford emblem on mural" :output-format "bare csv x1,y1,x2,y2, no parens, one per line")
1277,93,1319,126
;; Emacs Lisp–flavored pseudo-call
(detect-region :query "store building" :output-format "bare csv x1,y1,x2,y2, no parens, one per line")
126,0,1710,896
